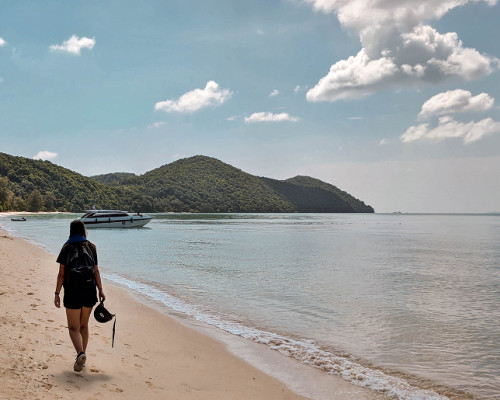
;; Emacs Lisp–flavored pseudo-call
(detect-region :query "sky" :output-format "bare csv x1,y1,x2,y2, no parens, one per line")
1,0,499,213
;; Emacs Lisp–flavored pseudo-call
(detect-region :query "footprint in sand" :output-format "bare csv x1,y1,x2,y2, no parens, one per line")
90,368,100,373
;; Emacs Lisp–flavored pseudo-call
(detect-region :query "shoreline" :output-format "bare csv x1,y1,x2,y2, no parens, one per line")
0,229,384,400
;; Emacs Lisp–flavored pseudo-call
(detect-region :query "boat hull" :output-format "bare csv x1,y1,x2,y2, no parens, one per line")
81,217,152,228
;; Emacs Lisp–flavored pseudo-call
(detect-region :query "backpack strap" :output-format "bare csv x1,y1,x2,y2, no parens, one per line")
80,241,96,265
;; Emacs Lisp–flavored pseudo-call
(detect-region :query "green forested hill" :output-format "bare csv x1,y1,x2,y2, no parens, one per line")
120,156,295,212
91,172,137,186
0,152,122,212
283,176,374,213
261,177,356,213
0,152,374,213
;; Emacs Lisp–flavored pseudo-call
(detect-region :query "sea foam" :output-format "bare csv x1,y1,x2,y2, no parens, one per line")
107,273,449,400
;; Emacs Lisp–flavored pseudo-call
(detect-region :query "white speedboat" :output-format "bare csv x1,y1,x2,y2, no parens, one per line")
79,210,152,228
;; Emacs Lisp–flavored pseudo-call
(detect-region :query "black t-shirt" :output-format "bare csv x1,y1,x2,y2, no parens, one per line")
57,241,98,267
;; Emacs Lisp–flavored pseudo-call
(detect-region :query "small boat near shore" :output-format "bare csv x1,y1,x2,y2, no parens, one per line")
11,217,27,222
79,210,152,228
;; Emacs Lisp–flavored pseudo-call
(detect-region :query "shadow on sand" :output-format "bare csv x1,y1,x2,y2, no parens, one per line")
54,368,113,389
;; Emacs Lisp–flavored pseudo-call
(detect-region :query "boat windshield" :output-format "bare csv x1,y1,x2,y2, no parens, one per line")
81,211,129,218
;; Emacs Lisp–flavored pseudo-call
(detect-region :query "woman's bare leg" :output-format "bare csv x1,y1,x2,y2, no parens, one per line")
66,308,84,354
80,307,93,353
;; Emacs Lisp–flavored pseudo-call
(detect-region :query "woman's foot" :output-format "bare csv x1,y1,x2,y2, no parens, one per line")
73,352,86,372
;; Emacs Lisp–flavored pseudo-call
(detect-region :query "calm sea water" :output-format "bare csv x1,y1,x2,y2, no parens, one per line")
1,213,499,399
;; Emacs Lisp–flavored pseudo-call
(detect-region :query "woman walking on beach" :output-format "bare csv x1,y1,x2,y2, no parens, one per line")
54,220,105,372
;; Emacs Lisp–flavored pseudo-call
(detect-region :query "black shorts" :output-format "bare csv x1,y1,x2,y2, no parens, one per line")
63,286,98,309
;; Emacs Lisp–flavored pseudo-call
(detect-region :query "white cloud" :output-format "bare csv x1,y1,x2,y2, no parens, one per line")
155,81,232,113
404,27,495,80
269,89,280,97
305,0,499,102
0,37,6,47
379,138,390,145
306,49,399,101
401,116,500,144
148,121,166,129
244,112,299,123
403,89,497,144
33,150,58,160
49,35,95,55
418,90,494,119
400,123,431,142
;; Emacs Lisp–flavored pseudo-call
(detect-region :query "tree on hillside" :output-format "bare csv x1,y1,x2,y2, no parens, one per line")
12,196,26,211
44,191,56,211
0,177,14,211
0,177,8,204
27,189,44,212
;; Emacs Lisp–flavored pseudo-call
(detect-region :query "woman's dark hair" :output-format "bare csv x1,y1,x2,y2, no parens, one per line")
70,219,87,238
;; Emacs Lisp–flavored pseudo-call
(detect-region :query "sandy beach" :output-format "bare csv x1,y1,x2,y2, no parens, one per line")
0,228,385,400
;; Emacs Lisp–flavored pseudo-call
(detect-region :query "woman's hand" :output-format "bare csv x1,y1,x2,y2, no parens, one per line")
99,289,106,302
54,293,61,308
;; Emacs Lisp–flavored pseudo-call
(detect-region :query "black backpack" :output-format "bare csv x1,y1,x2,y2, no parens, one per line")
64,242,96,289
